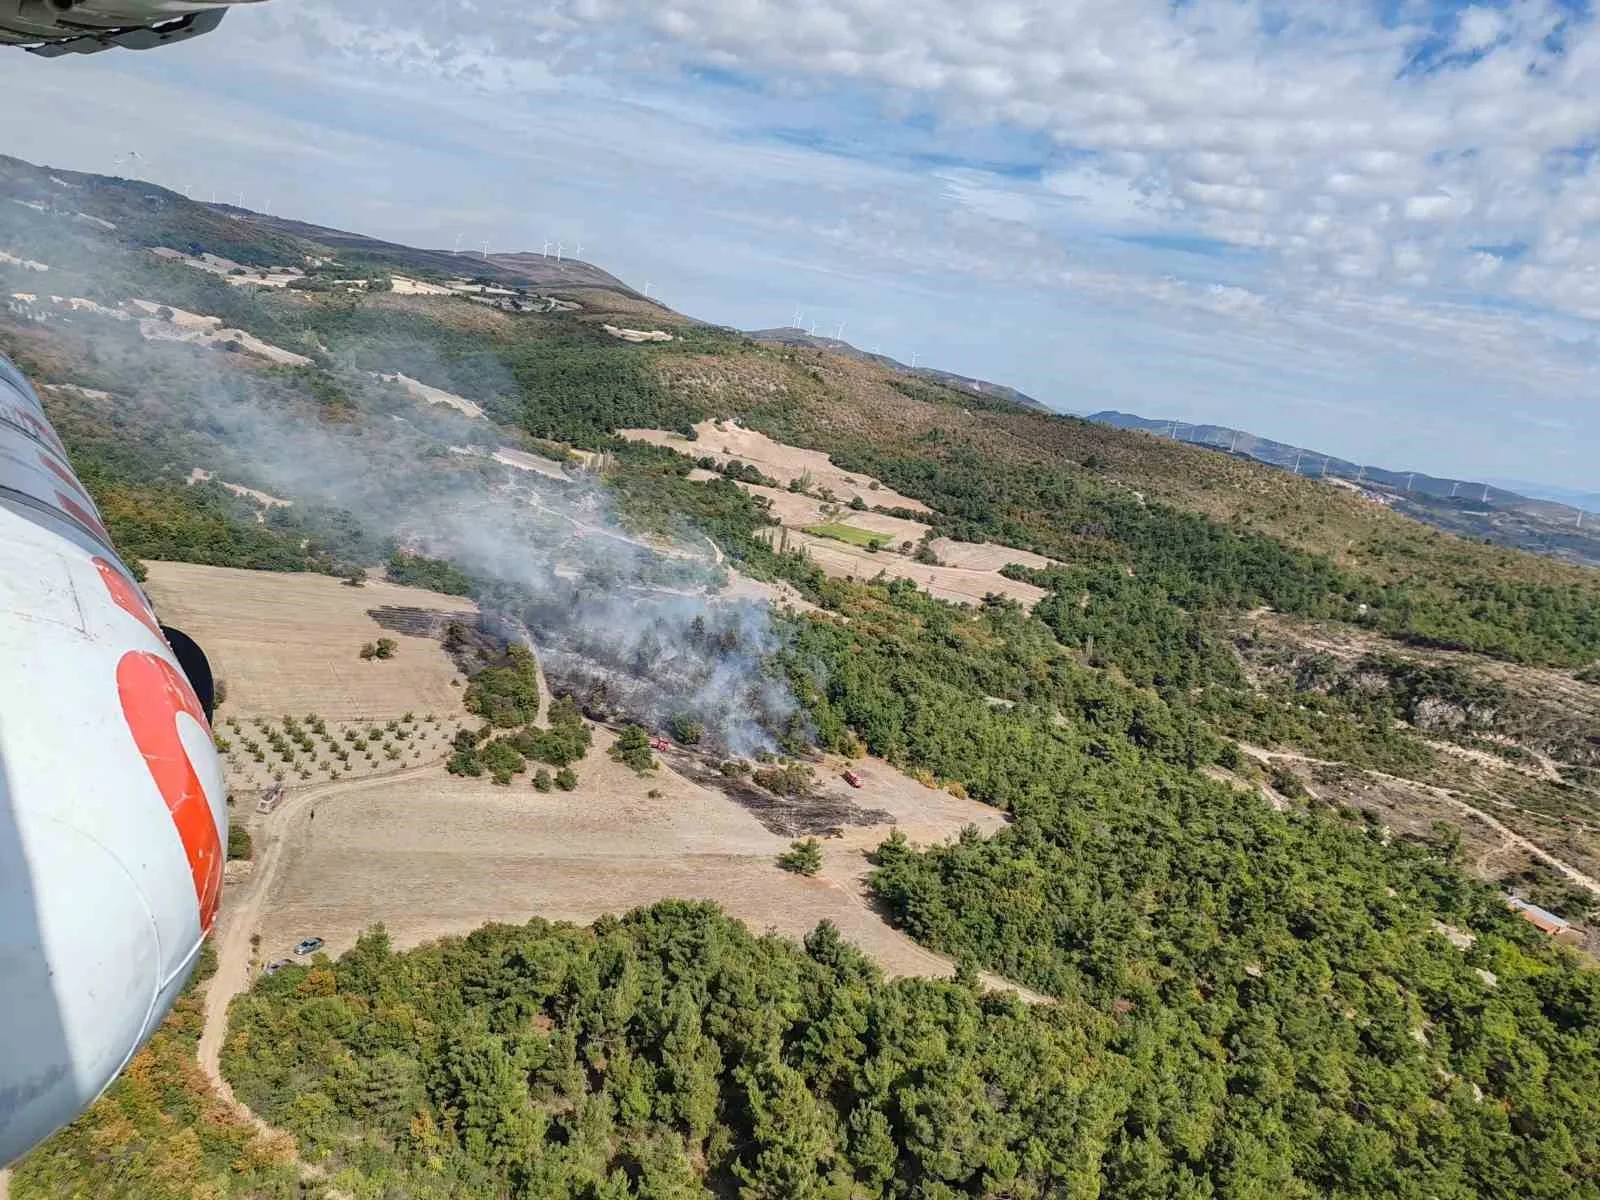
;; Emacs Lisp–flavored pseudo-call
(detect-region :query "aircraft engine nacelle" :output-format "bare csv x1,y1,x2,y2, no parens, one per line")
0,0,263,55
0,354,226,1165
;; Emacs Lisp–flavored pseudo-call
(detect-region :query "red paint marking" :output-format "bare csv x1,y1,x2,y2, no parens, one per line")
56,490,110,542
92,556,163,640
5,402,66,453
37,448,90,503
117,652,222,932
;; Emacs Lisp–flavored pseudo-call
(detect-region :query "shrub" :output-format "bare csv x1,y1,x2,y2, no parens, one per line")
777,838,823,876
226,826,253,861
1270,763,1309,800
753,761,814,796
668,715,705,746
610,725,656,773
532,769,553,793
554,766,578,791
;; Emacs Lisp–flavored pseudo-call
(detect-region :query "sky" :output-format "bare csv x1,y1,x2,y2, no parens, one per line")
1,0,1598,491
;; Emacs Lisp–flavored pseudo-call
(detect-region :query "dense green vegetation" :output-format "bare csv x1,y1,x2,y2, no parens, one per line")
464,645,544,728
386,550,477,596
767,580,1600,1199
222,906,1113,1200
451,650,593,784
777,838,823,876
611,724,658,773
224,891,1599,1200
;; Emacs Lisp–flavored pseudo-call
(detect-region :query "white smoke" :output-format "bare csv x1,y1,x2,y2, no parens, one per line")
14,287,800,754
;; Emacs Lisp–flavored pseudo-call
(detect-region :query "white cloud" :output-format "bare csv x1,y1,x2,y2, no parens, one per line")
1454,6,1507,55
254,1,1600,324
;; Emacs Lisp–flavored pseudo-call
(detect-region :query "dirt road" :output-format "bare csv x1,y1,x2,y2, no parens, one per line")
197,763,444,1122
1239,744,1600,897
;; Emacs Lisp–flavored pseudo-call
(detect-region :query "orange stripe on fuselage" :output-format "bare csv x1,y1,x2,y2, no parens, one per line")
116,652,222,933
92,556,164,641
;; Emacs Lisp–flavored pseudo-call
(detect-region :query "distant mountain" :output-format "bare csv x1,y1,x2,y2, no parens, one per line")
1088,410,1600,570
1485,479,1600,513
748,327,1051,413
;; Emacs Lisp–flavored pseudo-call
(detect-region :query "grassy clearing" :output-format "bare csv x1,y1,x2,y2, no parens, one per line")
805,521,888,548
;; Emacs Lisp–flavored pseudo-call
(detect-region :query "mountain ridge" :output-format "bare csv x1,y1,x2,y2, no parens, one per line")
1088,408,1600,569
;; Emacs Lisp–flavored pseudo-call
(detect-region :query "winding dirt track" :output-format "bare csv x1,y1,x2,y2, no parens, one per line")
197,764,443,1133
1239,744,1600,897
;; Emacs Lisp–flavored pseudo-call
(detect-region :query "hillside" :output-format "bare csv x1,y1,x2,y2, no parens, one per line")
747,325,1051,411
1091,408,1600,568
4,152,1600,1200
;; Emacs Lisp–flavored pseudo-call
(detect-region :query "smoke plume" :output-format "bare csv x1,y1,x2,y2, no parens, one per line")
0,216,801,753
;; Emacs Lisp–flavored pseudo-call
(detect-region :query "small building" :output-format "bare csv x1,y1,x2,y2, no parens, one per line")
256,782,285,814
1507,896,1585,945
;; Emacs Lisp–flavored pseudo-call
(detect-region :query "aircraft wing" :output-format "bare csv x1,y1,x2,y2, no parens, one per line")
0,1,263,56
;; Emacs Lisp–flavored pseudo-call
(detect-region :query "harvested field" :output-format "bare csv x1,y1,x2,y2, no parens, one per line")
142,563,477,721
718,568,825,616
735,480,832,526
929,537,1055,572
637,432,1049,609
491,446,569,480
761,529,1050,609
372,371,484,419
125,299,313,366
849,510,934,544
250,730,1036,996
619,421,932,512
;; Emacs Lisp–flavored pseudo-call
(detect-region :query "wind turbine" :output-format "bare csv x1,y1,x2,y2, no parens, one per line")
835,320,846,341
542,239,552,258
1449,481,1460,498
482,241,490,261
642,281,652,299
453,232,465,255
910,351,920,368
1229,430,1241,453
1292,450,1303,475
555,242,564,262
1405,472,1416,493
574,241,584,260
791,305,804,329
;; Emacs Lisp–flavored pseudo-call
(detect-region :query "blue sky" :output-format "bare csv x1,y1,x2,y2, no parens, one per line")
1,0,1598,491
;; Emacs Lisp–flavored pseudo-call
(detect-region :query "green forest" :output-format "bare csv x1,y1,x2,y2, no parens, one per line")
219,892,1597,1200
